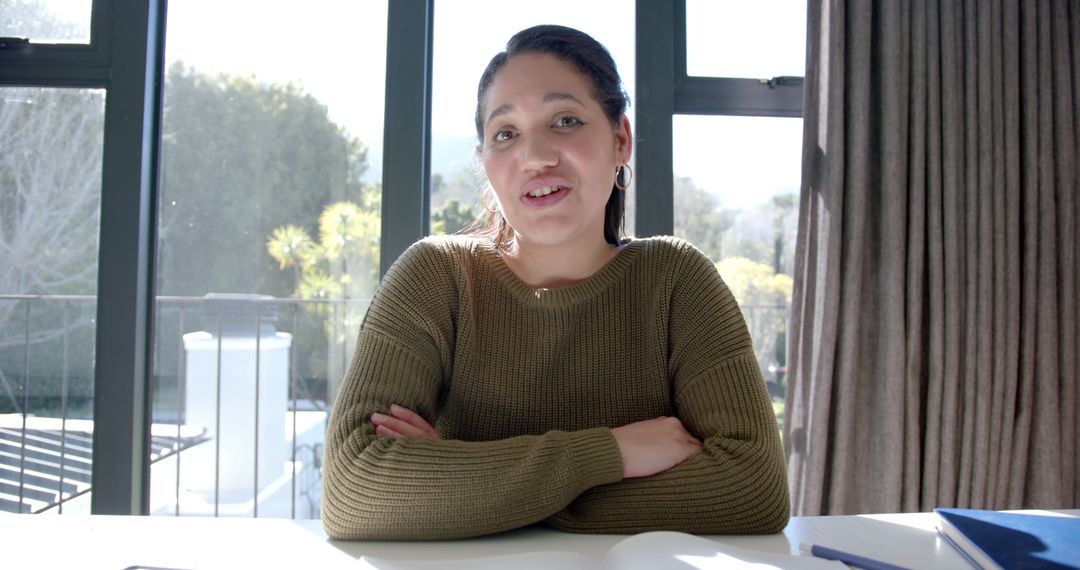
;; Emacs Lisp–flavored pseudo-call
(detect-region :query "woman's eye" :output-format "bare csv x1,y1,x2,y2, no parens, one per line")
492,129,514,142
554,116,582,128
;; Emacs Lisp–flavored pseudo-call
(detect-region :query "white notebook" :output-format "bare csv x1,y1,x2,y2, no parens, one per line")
356,531,846,570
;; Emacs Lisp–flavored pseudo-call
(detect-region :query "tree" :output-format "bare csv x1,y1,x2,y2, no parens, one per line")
716,256,793,393
0,0,102,413
0,87,104,413
0,0,82,41
432,198,476,235
267,201,380,304
770,193,798,275
431,163,485,235
157,62,374,298
712,192,798,273
0,89,103,299
673,175,734,260
266,199,380,403
155,63,381,408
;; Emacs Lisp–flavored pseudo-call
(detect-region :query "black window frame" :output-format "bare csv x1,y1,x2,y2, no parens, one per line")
634,0,803,237
0,0,166,514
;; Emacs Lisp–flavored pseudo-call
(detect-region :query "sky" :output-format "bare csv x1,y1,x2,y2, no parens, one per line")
39,0,806,210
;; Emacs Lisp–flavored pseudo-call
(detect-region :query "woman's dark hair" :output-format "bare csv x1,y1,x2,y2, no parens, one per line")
469,25,630,248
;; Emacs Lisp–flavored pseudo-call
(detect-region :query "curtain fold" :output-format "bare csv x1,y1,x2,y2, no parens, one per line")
786,0,1079,515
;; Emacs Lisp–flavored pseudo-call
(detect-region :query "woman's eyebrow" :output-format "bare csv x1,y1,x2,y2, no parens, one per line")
542,92,585,106
485,92,586,127
486,103,515,127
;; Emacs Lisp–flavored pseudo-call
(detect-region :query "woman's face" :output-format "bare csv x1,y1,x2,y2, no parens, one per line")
480,52,632,249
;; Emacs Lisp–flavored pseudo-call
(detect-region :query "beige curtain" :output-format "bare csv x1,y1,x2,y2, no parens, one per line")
785,0,1079,515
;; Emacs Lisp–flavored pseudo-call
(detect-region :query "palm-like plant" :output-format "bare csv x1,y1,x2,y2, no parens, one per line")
317,201,378,299
296,270,343,316
267,201,378,303
266,225,318,284
267,199,381,402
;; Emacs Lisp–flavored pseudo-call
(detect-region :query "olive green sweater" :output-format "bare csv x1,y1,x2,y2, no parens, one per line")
321,235,790,540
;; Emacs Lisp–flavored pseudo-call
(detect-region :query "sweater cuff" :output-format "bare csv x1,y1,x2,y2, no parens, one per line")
569,427,624,490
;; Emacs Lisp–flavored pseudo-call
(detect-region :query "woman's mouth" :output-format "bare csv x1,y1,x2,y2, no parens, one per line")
522,185,570,206
520,176,573,207
526,185,564,197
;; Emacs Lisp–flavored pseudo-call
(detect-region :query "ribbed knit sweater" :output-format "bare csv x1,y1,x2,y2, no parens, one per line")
321,235,790,540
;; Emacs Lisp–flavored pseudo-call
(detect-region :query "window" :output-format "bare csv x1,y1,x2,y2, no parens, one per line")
1,0,93,44
150,0,388,518
0,86,105,513
672,115,800,405
1,0,806,516
671,1,806,429
685,0,806,78
429,0,636,237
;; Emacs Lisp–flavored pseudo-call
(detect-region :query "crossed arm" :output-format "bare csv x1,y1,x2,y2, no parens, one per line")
371,404,704,479
365,354,790,537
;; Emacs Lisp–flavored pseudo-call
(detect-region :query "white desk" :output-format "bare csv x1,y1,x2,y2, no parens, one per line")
3,510,1077,569
318,512,977,569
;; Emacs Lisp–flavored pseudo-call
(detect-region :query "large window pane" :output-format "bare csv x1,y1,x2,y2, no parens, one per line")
672,115,801,426
151,0,387,518
429,0,636,237
0,86,105,514
1,0,92,44
685,0,806,78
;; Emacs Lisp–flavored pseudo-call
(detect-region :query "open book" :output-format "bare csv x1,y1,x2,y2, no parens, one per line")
355,531,845,570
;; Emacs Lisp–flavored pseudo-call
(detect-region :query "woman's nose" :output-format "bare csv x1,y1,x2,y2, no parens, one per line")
518,132,559,171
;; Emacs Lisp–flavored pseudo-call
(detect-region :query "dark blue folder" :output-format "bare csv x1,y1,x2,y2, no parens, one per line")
934,508,1080,569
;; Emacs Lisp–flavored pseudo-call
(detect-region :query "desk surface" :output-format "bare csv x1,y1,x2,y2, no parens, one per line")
4,509,1077,569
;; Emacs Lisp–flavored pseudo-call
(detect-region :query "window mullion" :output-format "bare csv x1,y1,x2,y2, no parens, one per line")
90,0,165,516
380,0,434,278
635,0,677,237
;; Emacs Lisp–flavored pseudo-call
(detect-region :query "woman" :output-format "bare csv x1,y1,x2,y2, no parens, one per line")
321,24,789,540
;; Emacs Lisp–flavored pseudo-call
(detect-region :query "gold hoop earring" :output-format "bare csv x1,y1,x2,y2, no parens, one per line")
615,164,633,191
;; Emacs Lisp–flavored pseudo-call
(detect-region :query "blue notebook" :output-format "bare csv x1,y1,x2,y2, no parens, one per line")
934,508,1080,569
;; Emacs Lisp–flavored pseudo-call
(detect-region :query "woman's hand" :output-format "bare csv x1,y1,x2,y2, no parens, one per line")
370,404,441,440
610,417,702,478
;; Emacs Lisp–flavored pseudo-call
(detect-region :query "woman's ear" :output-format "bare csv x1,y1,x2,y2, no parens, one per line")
615,114,633,164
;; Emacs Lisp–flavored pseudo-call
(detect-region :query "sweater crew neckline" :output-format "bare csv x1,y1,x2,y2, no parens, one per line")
476,238,644,307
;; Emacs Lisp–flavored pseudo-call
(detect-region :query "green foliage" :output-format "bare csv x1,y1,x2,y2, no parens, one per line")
715,257,793,308
266,225,317,271
716,256,792,395
267,200,379,303
155,62,381,405
318,201,379,270
673,176,735,261
430,163,485,234
432,198,476,236
158,62,372,298
267,199,380,399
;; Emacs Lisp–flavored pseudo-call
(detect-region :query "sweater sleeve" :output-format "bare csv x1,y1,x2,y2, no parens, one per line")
320,240,624,540
546,244,791,535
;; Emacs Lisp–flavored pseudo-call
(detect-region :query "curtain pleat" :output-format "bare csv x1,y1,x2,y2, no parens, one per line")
786,0,1079,515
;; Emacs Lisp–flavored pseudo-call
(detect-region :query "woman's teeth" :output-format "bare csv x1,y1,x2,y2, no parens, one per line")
527,186,561,197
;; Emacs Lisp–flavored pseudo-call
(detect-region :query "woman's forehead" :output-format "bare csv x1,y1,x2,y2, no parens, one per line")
484,53,595,110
